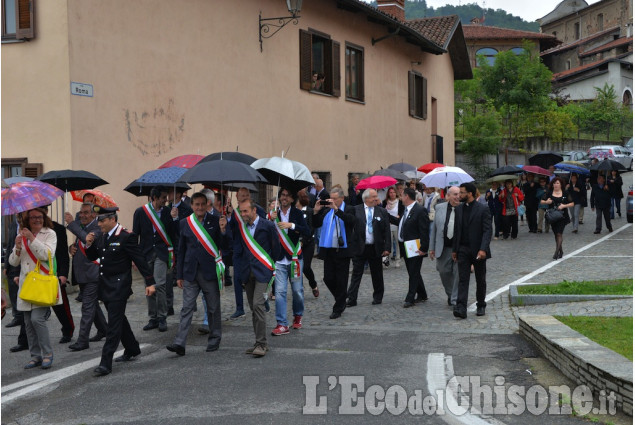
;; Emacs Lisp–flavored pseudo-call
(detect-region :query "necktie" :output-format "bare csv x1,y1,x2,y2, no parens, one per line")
447,206,455,239
367,207,373,234
399,208,407,241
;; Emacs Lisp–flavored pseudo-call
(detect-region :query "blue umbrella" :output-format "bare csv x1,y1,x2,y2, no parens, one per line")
124,167,191,196
4,176,34,185
554,163,590,176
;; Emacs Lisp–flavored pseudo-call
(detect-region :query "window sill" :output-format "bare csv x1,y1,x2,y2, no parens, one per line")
409,115,425,120
309,90,333,97
346,97,365,105
1,38,25,44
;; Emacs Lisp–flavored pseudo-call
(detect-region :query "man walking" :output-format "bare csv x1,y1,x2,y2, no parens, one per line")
522,173,539,233
591,174,613,234
453,182,492,319
429,186,460,307
347,189,391,306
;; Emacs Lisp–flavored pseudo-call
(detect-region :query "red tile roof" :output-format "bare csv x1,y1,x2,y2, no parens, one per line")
462,25,557,40
551,53,631,81
541,26,621,55
580,36,633,57
406,16,460,49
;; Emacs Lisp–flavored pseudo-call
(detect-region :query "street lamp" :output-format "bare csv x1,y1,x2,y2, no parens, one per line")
259,0,303,52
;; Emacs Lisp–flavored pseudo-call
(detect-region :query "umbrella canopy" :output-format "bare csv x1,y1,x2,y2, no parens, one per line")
528,151,563,169
372,168,409,181
158,154,204,169
4,176,34,185
251,156,315,193
206,182,259,193
180,159,267,186
420,166,474,188
417,162,444,173
489,165,521,177
356,176,397,190
403,170,426,180
485,174,519,184
71,189,118,208
200,152,258,165
589,159,627,172
554,163,590,176
521,165,552,177
37,169,108,192
124,167,191,197
560,160,587,167
387,162,416,172
2,181,63,215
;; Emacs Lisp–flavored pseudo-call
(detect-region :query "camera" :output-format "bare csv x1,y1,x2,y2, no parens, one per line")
338,236,345,247
319,200,330,206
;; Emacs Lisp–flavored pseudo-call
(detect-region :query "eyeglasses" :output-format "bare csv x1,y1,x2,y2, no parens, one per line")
28,216,44,221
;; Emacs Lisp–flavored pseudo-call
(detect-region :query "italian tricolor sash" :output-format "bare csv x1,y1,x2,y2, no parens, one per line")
235,210,276,290
274,215,302,279
77,240,99,265
143,203,174,268
186,213,225,291
23,237,57,275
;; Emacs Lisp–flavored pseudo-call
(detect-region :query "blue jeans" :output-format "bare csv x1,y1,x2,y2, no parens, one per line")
610,197,621,218
274,260,304,327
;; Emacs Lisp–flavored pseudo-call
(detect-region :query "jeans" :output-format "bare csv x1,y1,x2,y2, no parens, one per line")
147,253,168,322
274,260,304,327
568,204,581,231
610,197,621,218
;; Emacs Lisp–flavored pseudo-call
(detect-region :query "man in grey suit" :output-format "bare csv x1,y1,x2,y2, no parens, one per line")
65,203,108,351
429,186,461,307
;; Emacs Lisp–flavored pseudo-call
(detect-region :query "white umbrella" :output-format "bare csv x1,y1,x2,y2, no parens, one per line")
403,170,426,180
250,156,315,193
420,166,474,188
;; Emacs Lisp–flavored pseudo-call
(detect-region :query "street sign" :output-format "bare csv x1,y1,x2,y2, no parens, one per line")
70,82,93,97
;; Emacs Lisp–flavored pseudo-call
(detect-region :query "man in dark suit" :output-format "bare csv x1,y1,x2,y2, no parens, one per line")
166,192,230,356
591,174,613,234
166,188,193,316
236,198,281,357
65,204,108,351
394,188,430,308
85,207,156,376
132,186,178,332
347,189,391,306
313,187,360,319
452,182,492,319
49,211,75,343
270,188,311,335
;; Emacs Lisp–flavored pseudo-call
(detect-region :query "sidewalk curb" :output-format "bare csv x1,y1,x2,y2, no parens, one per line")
509,283,633,306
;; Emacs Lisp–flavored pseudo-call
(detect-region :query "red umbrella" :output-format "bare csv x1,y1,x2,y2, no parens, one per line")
417,162,444,173
522,165,552,176
159,154,204,169
356,176,397,190
71,189,118,208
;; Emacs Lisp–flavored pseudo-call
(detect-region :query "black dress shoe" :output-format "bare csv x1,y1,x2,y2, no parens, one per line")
93,365,111,377
167,307,175,316
447,297,452,306
114,351,140,362
329,312,341,319
158,321,168,332
414,296,428,303
346,300,357,307
403,302,415,308
476,306,486,316
166,344,185,356
371,300,382,305
143,321,159,331
453,308,467,319
69,342,89,351
59,335,72,344
89,333,106,342
206,344,220,352
5,317,21,328
9,344,28,352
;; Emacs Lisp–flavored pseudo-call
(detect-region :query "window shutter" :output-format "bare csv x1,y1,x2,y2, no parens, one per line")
332,41,341,97
358,51,365,102
408,71,416,117
15,0,35,40
24,163,42,178
422,76,427,120
299,29,312,91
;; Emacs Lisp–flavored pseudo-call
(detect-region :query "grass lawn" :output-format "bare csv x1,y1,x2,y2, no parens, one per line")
517,279,633,295
554,316,633,360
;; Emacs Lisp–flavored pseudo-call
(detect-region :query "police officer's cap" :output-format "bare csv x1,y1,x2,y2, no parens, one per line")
93,205,118,220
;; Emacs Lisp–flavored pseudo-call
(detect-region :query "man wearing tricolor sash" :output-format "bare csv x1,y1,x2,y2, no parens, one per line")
236,199,280,357
269,188,311,336
165,192,230,356
132,186,178,333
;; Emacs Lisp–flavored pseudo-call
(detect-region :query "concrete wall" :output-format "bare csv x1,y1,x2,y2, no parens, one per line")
556,59,633,101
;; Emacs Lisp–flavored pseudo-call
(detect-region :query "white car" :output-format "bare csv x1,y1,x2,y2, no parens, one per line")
588,145,633,170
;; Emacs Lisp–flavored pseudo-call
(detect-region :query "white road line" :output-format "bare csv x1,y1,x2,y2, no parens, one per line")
468,223,632,312
1,344,150,405
572,255,633,257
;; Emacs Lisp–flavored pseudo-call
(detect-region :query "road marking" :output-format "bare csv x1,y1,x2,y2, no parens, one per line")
468,223,632,312
1,344,150,405
572,255,632,257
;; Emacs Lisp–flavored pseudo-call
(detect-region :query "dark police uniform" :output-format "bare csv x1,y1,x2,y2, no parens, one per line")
85,207,155,374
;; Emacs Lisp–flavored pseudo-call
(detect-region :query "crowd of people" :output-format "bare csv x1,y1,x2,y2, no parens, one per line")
2,165,627,375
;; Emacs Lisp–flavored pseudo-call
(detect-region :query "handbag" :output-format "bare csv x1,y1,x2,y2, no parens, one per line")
545,208,564,224
517,204,526,216
19,250,59,307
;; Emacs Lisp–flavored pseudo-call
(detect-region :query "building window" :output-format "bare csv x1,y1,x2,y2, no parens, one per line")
408,71,427,120
299,29,340,97
2,0,35,41
345,42,364,102
475,47,498,66
566,60,571,70
510,47,525,55
597,14,604,31
623,90,633,108
574,22,580,40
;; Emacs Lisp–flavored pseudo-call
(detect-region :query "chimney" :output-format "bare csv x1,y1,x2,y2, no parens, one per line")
377,0,405,22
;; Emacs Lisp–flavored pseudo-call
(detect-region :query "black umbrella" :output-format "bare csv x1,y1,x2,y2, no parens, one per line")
199,152,257,165
124,182,191,197
373,168,409,181
589,159,627,173
178,160,267,186
489,165,521,177
528,151,563,169
37,169,108,192
387,162,417,172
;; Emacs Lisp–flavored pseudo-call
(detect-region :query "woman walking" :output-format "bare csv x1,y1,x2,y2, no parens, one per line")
382,186,404,267
499,180,524,239
541,177,574,259
566,173,586,233
607,170,623,219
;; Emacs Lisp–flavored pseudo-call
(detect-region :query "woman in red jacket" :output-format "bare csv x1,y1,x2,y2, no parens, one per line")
499,179,524,239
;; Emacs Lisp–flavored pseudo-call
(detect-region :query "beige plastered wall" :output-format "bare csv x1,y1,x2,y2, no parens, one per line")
5,0,457,226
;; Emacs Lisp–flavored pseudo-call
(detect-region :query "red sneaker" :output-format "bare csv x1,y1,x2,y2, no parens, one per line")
271,324,290,336
292,315,302,330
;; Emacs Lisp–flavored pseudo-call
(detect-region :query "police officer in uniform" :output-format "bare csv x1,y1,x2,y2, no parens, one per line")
85,206,156,376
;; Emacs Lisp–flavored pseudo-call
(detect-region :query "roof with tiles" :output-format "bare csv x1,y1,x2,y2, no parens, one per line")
580,36,633,57
552,53,631,80
540,26,621,55
405,15,460,49
462,25,557,40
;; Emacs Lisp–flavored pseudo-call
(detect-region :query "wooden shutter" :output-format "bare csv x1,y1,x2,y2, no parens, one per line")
15,0,35,40
422,76,427,120
24,163,42,178
332,41,341,97
358,49,365,102
299,29,313,91
408,71,416,117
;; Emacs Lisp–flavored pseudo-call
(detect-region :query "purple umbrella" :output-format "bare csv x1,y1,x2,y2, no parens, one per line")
1,181,64,216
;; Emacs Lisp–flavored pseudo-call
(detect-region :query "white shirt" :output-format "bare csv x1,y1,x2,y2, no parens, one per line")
276,207,293,266
364,205,374,245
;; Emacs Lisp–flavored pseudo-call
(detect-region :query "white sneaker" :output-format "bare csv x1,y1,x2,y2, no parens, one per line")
394,259,401,268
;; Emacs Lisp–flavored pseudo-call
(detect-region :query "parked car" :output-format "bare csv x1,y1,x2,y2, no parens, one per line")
627,186,633,224
560,151,591,167
587,145,633,170
624,137,633,155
